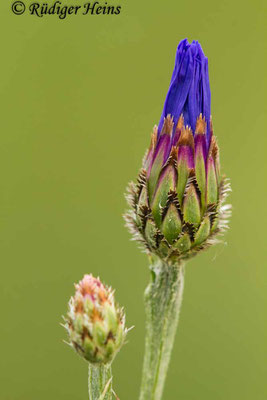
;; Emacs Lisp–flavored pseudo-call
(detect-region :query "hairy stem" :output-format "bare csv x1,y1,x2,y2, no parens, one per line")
88,364,112,400
139,257,185,400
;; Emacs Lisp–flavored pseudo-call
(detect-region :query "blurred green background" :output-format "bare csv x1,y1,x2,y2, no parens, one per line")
0,0,266,399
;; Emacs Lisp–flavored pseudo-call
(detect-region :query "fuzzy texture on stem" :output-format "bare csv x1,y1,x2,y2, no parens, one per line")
139,257,185,400
88,364,113,400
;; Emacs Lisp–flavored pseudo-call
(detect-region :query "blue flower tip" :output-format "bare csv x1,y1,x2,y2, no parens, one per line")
159,38,211,142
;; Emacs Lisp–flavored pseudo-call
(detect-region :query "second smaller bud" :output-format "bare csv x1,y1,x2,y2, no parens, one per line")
64,274,127,365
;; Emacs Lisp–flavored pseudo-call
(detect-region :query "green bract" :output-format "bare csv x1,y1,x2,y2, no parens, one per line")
125,115,231,264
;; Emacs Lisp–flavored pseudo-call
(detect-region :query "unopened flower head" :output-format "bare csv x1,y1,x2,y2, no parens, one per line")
125,39,231,264
64,274,127,364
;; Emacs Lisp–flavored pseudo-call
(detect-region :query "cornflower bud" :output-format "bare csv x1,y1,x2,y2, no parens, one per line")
125,39,231,264
64,274,127,364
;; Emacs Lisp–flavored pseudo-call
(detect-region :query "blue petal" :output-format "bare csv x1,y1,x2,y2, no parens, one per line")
158,39,211,142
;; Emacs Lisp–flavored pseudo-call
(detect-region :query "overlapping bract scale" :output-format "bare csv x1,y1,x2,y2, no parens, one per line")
125,115,230,263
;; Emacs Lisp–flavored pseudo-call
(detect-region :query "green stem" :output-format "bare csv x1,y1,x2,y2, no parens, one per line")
139,257,185,400
88,364,113,400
